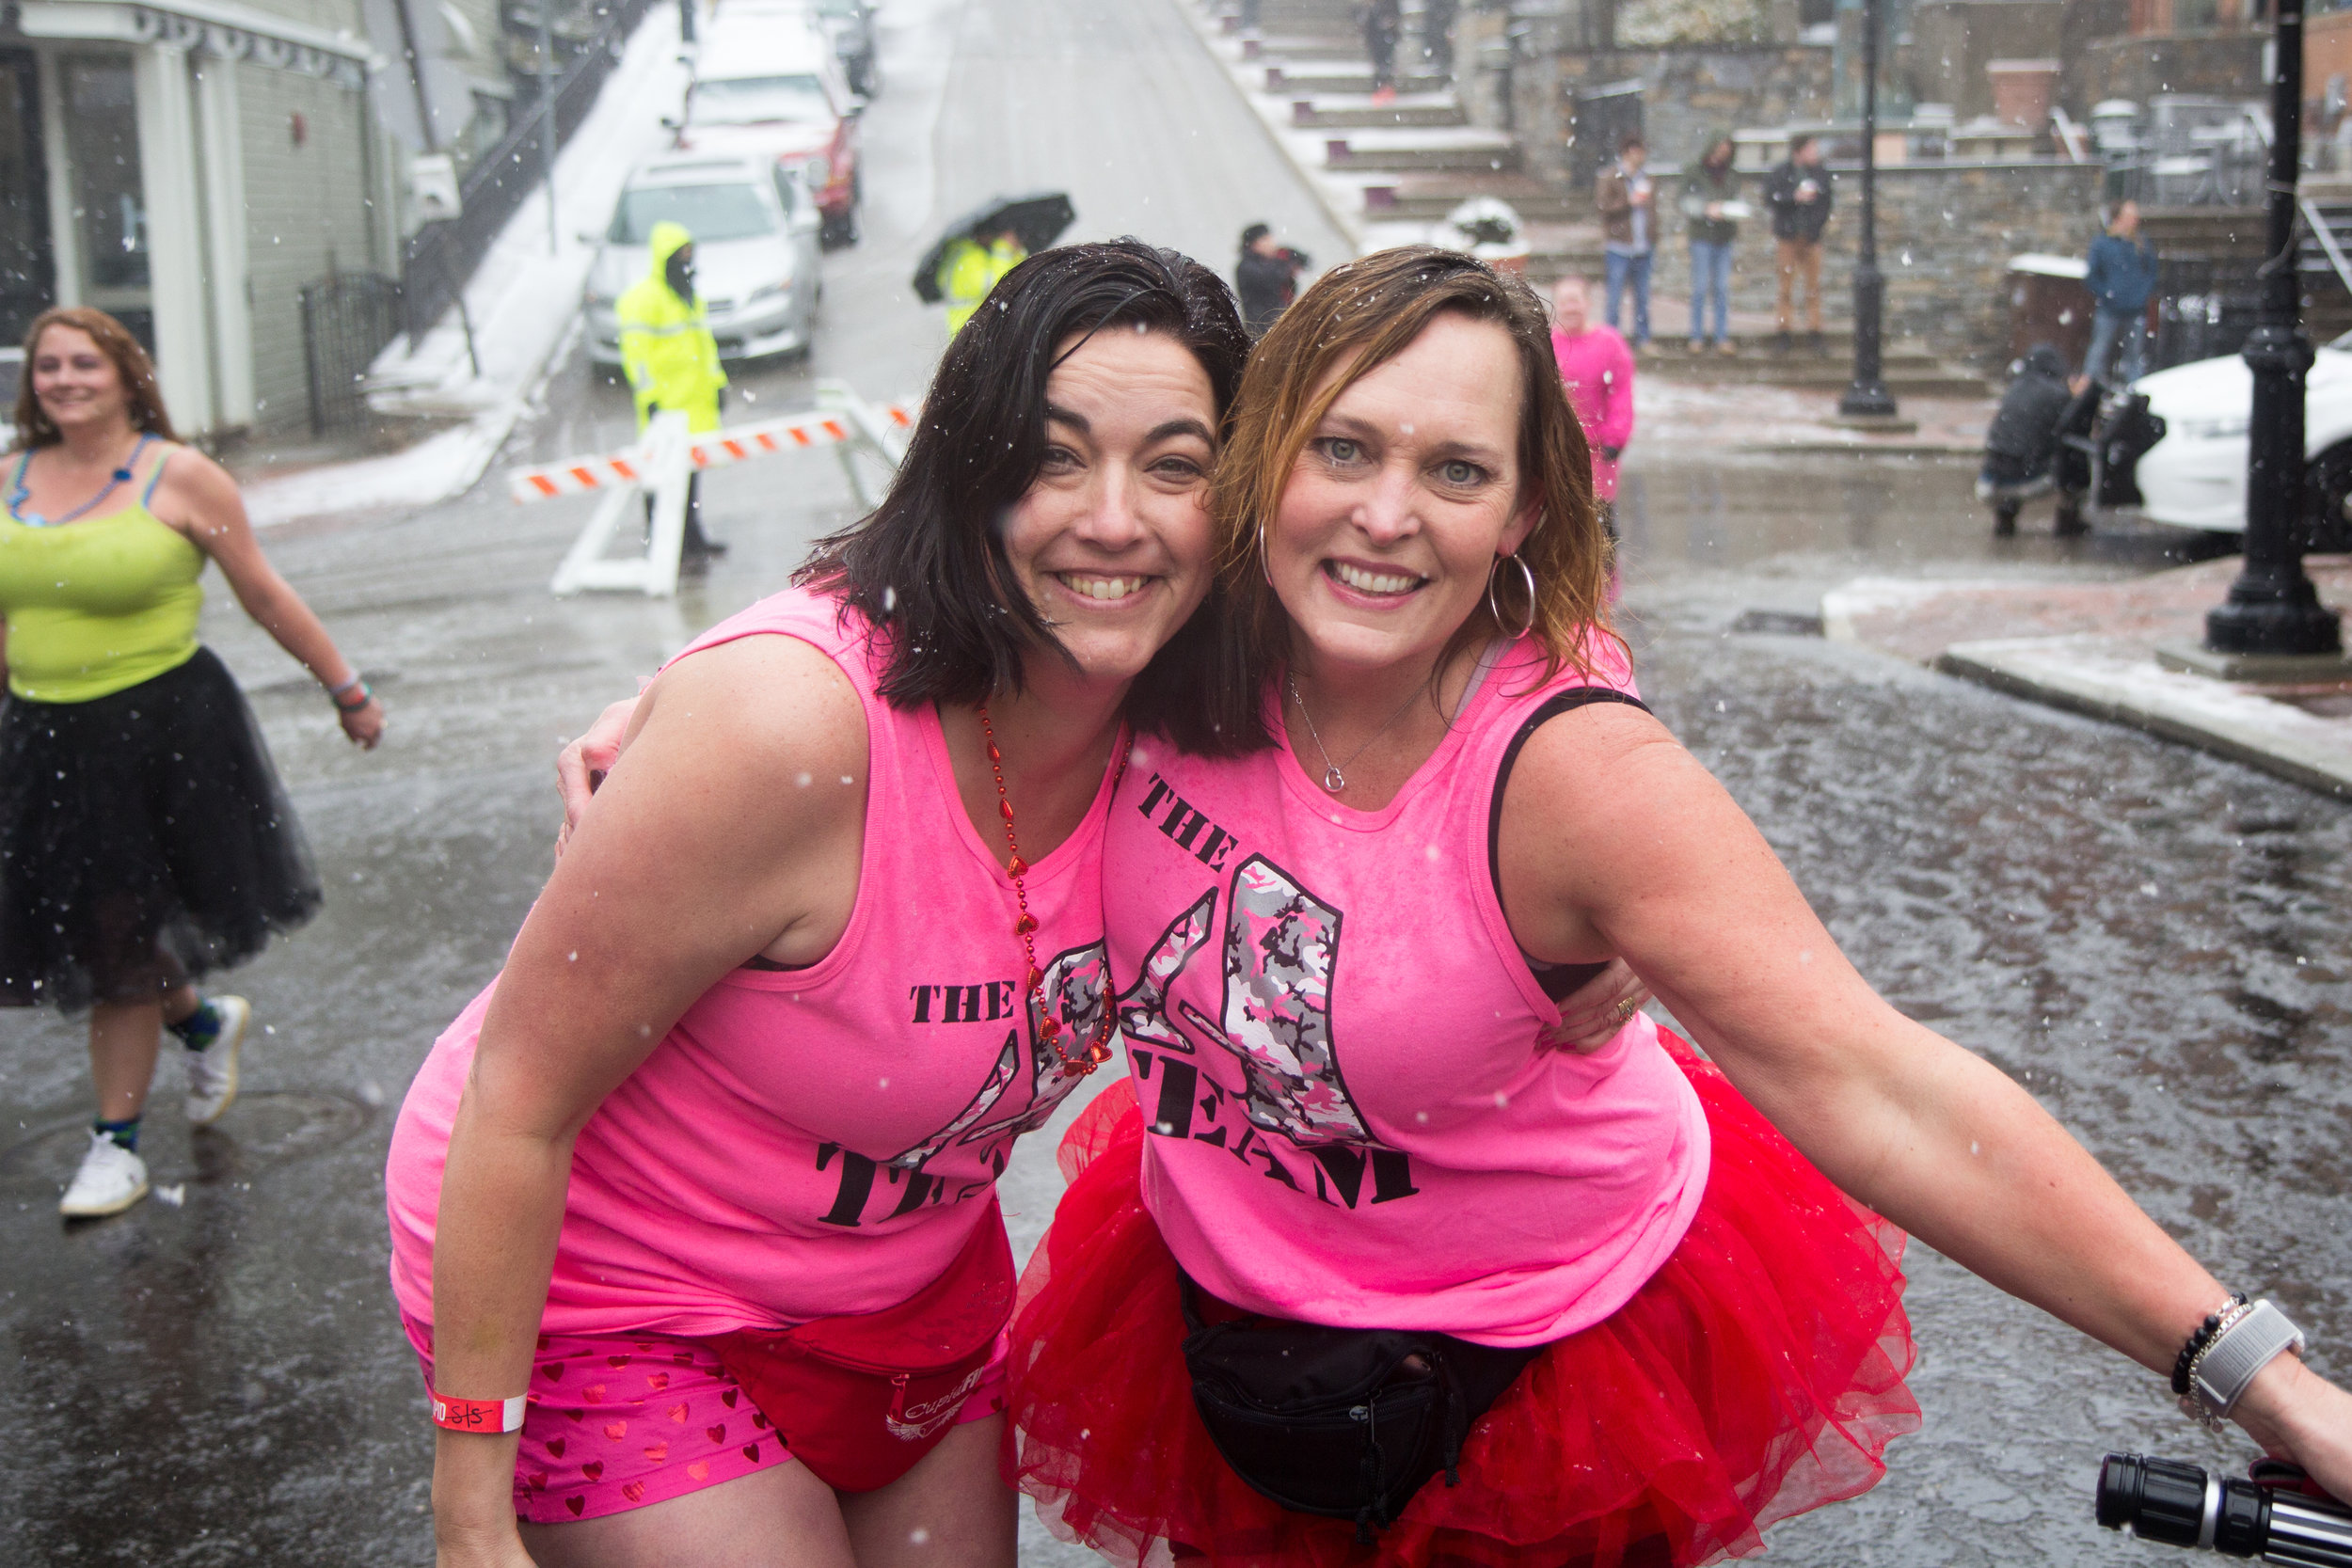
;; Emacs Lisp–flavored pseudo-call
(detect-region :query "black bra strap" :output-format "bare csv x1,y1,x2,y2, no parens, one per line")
1486,689,1652,999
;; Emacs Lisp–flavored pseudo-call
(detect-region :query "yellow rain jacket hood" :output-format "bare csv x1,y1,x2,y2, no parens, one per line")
940,234,1026,337
616,220,727,434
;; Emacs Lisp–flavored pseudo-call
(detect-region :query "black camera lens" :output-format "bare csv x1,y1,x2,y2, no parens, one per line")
2100,1453,2213,1548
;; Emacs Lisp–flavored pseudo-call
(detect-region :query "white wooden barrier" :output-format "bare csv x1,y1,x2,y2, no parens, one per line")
527,385,912,599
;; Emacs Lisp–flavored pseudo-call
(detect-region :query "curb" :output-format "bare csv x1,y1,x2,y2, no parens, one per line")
1935,640,2352,800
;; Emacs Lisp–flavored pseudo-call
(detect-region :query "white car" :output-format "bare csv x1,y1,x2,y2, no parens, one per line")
584,155,823,371
2124,334,2352,547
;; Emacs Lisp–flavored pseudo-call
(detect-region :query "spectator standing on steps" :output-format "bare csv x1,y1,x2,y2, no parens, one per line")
1766,134,1833,354
2084,199,2159,387
1549,275,1636,544
1596,132,1656,351
616,220,728,566
1364,0,1403,104
1421,0,1457,73
1235,223,1311,339
1681,131,1741,356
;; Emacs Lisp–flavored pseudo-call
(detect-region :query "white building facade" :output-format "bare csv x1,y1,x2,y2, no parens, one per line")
0,0,472,436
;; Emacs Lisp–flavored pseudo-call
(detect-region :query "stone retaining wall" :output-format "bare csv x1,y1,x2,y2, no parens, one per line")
1619,158,2106,358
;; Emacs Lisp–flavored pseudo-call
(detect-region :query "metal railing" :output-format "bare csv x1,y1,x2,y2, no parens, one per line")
301,273,405,433
400,0,660,347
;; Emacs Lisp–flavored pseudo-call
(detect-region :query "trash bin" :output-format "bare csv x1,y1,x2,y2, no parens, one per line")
2006,253,2093,370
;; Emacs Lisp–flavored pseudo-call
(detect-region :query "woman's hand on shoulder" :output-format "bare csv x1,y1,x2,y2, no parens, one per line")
1543,958,1652,1053
555,694,643,858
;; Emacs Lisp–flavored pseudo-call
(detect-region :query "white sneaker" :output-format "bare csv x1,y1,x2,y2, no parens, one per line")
183,994,251,1126
60,1131,150,1218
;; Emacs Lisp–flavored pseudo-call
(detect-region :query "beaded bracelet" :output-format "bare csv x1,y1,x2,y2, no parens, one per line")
2171,1291,2249,1396
332,679,373,713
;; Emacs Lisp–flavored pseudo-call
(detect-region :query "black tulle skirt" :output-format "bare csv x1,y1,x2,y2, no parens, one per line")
0,647,321,1013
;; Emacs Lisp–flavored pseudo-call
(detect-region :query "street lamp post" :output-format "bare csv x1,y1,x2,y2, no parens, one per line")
2201,0,2344,660
1838,0,1898,419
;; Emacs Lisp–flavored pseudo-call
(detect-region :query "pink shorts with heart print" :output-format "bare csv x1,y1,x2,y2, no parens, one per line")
403,1315,1009,1523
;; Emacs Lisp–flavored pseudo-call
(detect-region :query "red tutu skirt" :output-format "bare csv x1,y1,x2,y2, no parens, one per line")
1007,1034,1919,1568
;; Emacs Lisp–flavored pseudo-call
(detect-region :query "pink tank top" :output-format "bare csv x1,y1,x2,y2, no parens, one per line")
1107,635,1709,1347
387,588,1117,1337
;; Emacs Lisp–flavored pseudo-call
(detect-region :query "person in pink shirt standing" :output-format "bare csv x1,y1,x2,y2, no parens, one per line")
1549,275,1633,541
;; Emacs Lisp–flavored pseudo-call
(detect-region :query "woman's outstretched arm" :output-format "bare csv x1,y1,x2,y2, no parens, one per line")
151,447,385,748
1499,702,2352,1495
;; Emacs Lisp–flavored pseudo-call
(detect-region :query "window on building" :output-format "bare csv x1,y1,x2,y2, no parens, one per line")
62,55,146,292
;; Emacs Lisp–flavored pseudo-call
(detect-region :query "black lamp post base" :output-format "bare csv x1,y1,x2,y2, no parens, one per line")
1835,390,1903,422
2203,588,2344,658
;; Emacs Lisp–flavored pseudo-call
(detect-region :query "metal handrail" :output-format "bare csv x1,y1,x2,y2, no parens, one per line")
2299,194,2352,295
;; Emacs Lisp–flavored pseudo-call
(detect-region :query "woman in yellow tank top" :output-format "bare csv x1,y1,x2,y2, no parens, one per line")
1,307,385,1220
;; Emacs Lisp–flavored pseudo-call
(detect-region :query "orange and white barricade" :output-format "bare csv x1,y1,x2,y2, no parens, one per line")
512,385,914,598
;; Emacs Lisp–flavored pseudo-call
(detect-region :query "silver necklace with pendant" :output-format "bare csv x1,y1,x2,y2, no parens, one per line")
1286,673,1437,794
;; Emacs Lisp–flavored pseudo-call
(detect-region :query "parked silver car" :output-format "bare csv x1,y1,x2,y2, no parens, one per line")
584,155,822,372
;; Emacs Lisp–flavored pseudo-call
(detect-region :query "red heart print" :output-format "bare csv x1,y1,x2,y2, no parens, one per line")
707,1424,725,1444
607,1355,630,1368
644,1442,668,1463
673,1351,694,1365
665,1402,688,1425
547,1439,566,1458
539,1363,564,1381
646,1373,671,1392
720,1389,739,1408
536,1335,551,1351
752,1412,770,1430
565,1497,585,1517
580,1462,605,1481
563,1409,584,1423
526,1472,548,1491
688,1461,710,1481
741,1443,759,1463
603,1421,628,1440
582,1385,607,1403
621,1481,645,1503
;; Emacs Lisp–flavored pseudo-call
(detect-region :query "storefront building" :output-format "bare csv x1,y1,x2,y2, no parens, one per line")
0,0,395,436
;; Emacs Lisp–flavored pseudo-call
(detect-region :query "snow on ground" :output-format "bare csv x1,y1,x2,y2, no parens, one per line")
242,8,691,528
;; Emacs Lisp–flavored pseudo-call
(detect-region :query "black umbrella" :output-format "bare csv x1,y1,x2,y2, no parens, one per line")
911,192,1076,304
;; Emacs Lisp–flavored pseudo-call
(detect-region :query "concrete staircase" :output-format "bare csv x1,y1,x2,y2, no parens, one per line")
1643,328,1994,396
1199,0,1988,395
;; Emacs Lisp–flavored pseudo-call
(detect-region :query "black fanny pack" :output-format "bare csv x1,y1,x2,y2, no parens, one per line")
1177,1275,1546,1542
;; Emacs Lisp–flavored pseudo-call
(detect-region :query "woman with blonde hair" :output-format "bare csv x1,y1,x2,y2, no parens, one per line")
1006,247,2352,1564
1,307,383,1218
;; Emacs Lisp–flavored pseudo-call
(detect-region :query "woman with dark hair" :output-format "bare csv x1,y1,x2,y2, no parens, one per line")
389,240,1260,1567
1007,247,2352,1565
1,306,383,1220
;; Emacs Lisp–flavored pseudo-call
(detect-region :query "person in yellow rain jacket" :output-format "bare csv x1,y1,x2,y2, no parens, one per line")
616,220,727,562
940,228,1026,337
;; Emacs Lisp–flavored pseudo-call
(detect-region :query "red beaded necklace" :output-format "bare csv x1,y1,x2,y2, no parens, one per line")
977,704,1123,1077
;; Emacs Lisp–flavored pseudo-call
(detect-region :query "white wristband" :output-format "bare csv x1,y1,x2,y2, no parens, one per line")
2191,1299,2305,1418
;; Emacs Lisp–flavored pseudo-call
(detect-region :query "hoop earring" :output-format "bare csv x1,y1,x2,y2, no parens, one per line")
1486,552,1537,641
1256,518,1274,587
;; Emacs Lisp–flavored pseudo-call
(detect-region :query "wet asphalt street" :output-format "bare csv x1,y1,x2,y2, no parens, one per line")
4,0,2348,1563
